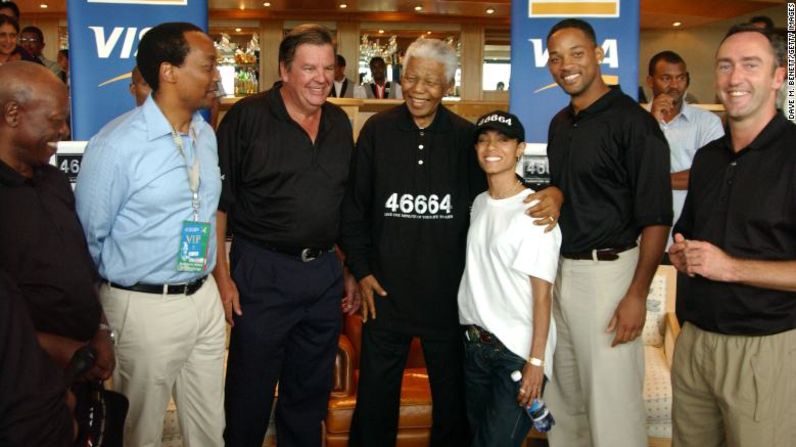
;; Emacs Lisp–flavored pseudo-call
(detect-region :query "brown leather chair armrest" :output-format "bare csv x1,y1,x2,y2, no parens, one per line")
331,334,355,397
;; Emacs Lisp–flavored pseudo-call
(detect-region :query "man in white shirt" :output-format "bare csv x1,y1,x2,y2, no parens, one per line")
330,54,354,98
644,51,724,252
360,56,402,99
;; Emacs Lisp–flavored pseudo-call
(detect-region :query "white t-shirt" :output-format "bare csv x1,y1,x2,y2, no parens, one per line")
457,188,562,378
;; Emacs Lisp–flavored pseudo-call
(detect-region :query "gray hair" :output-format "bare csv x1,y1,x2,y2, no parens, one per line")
403,38,458,84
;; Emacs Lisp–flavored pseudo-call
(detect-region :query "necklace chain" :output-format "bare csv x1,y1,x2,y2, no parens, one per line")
489,178,523,200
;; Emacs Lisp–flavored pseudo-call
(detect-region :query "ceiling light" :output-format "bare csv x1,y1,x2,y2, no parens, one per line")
339,3,347,8
39,3,48,7
262,2,270,5
486,7,495,14
378,29,384,34
673,21,682,27
414,5,423,11
235,27,242,32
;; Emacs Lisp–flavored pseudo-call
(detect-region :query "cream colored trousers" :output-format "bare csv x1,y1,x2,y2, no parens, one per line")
546,247,647,447
100,276,226,447
673,322,796,447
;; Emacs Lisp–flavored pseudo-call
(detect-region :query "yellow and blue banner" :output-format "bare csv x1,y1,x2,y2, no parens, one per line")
67,0,208,140
510,0,639,143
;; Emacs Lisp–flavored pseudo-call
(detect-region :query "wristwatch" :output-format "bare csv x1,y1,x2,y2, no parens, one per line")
98,323,117,345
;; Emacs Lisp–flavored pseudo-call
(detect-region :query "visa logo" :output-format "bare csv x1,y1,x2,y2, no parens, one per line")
89,26,151,59
528,38,619,69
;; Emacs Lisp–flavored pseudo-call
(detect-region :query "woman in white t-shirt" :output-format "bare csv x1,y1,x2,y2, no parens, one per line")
458,110,562,446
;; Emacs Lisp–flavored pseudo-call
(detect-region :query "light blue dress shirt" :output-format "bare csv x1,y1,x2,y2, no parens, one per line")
75,96,221,286
644,101,724,247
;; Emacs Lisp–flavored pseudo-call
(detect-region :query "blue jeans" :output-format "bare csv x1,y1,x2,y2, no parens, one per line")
463,326,533,447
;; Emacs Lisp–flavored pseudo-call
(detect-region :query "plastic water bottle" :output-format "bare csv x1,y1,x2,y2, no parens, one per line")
511,370,555,433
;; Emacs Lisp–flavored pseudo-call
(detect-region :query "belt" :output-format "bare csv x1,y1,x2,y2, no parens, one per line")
561,242,637,261
464,325,501,345
108,275,207,295
258,242,334,263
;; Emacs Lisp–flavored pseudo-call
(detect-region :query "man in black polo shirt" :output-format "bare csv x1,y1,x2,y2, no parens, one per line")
542,19,672,447
669,25,796,447
214,24,359,447
0,62,113,382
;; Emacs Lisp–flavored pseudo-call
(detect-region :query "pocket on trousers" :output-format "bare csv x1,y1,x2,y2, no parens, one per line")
108,291,135,347
750,350,774,422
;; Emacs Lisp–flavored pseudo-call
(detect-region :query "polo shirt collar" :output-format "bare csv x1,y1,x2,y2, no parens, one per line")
142,95,205,142
396,102,454,132
266,82,334,135
568,84,623,119
0,159,42,186
726,113,790,154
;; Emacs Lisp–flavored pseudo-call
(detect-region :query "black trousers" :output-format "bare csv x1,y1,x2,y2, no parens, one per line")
349,323,469,447
224,237,343,447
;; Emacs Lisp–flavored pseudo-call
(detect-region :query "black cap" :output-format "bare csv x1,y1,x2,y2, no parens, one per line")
475,110,525,142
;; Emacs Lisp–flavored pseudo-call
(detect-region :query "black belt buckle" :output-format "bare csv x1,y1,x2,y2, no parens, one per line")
300,248,323,263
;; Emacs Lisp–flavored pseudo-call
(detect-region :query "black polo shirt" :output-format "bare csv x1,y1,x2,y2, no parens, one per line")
674,114,796,335
0,162,101,341
0,271,73,447
547,86,673,255
341,104,487,337
217,84,354,248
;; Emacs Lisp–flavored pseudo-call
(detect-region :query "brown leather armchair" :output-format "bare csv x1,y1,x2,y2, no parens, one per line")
324,314,432,447
324,315,547,447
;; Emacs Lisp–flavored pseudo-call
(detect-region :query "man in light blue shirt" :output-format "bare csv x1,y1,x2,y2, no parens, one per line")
75,22,225,447
644,51,724,251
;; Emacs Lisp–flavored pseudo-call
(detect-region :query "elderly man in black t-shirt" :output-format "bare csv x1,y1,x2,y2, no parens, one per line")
669,25,796,447
0,62,113,381
542,19,672,447
341,37,562,446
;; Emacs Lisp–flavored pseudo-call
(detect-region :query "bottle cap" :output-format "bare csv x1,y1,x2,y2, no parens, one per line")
510,370,522,382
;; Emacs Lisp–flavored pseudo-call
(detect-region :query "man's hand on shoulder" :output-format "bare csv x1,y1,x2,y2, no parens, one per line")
525,186,563,232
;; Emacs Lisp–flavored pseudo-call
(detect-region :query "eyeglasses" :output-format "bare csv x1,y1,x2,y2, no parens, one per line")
19,38,41,43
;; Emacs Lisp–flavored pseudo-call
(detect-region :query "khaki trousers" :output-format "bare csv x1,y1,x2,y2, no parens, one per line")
546,247,647,447
672,322,796,447
100,276,226,447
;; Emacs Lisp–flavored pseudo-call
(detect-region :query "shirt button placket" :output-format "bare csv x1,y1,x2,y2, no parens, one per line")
417,131,425,167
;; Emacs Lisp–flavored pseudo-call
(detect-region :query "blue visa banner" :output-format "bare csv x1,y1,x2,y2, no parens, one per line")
67,0,208,140
509,0,640,144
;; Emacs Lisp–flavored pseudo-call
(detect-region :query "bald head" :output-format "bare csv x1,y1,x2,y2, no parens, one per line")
0,61,69,177
0,61,66,107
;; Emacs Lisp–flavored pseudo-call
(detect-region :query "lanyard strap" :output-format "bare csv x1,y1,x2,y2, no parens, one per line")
170,126,201,221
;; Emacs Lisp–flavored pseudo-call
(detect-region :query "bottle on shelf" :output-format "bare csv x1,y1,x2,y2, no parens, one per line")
510,370,555,433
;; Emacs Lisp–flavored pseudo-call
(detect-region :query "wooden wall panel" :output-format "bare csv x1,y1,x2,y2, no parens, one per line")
459,24,484,101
